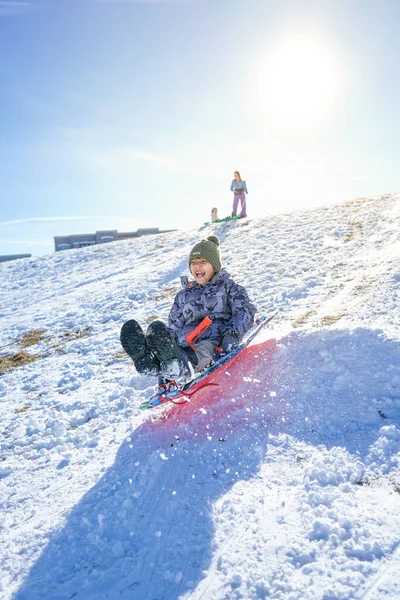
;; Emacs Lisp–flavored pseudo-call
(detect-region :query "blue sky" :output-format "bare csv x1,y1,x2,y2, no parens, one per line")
0,0,399,256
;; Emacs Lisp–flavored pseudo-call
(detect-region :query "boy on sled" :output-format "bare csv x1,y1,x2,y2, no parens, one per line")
120,235,256,380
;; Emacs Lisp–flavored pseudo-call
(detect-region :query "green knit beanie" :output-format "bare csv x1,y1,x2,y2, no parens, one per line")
188,235,221,274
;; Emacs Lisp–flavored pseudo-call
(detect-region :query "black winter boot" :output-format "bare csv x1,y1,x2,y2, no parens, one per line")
146,320,191,379
120,320,159,376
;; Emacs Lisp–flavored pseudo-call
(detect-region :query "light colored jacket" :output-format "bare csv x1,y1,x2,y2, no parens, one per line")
230,179,248,194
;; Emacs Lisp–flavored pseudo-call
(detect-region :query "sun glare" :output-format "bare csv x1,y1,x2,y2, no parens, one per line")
257,32,343,134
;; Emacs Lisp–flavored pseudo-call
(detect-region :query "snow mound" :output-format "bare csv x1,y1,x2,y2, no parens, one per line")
1,193,400,600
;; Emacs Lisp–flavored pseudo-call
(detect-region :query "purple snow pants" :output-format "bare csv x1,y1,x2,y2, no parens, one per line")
232,194,247,218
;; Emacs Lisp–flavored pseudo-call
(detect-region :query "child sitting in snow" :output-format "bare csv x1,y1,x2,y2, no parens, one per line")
120,235,256,379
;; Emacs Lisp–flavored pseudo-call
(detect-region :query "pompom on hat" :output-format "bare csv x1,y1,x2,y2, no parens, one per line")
188,235,221,274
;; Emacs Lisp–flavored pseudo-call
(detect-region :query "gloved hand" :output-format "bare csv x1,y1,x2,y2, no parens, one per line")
221,330,239,353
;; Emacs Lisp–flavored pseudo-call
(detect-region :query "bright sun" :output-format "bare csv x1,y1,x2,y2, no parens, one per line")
257,32,343,134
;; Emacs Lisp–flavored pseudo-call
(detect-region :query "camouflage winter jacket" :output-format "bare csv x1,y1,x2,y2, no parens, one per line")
168,269,257,347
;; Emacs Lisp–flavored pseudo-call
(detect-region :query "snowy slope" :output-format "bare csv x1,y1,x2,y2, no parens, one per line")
1,194,400,600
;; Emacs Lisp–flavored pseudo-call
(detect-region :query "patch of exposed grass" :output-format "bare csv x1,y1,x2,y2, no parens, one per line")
144,314,159,323
293,310,346,329
292,309,316,328
318,314,346,327
343,197,369,209
9,326,91,355
19,329,47,348
1,326,92,372
344,194,392,212
15,405,31,414
154,287,178,301
343,221,363,243
49,326,92,353
62,326,91,341
104,351,130,366
0,351,42,376
54,347,67,355
351,276,378,296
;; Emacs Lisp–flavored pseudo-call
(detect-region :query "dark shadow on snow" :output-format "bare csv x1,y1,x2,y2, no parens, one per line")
271,327,400,457
13,338,277,600
13,328,400,599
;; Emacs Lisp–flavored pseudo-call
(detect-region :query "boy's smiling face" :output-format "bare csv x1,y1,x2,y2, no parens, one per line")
190,258,215,285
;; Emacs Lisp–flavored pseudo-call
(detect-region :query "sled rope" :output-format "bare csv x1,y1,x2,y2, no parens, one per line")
170,381,219,404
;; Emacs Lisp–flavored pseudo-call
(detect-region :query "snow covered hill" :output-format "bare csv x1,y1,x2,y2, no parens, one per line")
1,194,400,600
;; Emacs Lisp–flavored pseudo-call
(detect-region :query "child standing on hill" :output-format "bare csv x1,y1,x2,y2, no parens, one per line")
120,235,256,379
230,170,248,218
